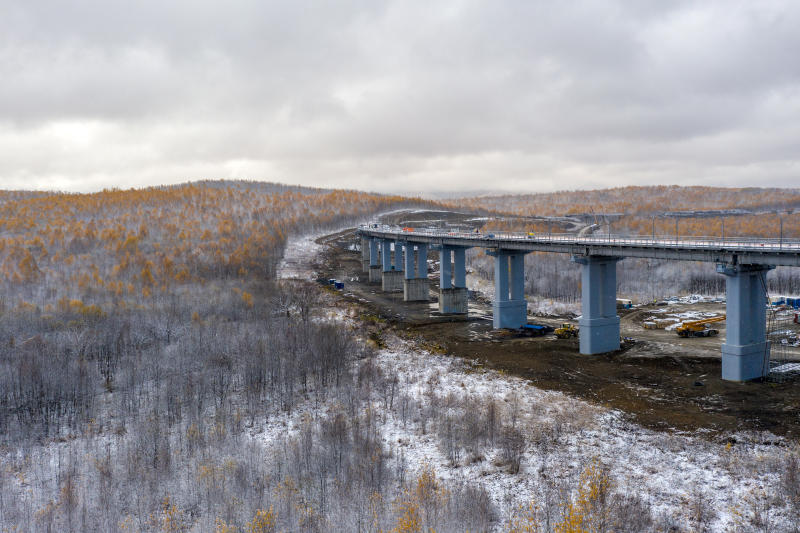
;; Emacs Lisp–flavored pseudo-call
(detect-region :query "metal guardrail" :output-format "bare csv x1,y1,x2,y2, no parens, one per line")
358,224,800,253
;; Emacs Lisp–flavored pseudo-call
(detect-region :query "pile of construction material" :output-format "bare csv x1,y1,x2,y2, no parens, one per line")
643,318,680,329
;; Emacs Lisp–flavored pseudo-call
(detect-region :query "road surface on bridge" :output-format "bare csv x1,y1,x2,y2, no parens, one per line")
360,225,800,267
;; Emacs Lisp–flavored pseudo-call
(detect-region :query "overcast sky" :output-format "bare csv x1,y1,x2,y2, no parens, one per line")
1,1,799,195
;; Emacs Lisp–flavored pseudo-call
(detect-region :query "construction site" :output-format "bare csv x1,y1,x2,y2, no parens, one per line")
315,210,800,438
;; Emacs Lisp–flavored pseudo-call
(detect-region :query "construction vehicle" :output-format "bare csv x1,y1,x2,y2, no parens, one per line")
555,323,579,339
675,316,726,337
616,298,632,309
519,323,555,337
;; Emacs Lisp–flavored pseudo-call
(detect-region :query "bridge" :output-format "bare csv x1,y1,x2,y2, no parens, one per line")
357,225,800,382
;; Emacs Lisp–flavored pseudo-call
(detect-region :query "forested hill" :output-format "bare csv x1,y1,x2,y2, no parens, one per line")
0,180,431,309
449,186,800,238
452,186,800,215
0,182,442,531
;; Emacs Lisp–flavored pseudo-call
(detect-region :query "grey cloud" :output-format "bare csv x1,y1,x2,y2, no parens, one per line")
1,0,799,193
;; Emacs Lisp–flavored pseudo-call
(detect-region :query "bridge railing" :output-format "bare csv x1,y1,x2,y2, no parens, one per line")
359,225,800,252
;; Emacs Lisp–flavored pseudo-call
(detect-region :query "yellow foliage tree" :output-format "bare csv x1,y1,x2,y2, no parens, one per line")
160,496,188,532
392,466,448,533
554,459,613,533
241,291,254,308
247,507,277,533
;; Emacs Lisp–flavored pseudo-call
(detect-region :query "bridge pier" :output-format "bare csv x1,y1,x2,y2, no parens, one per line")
573,256,622,354
368,238,382,283
393,241,403,270
439,246,469,313
403,243,429,301
490,251,527,328
717,264,773,381
381,241,403,291
361,236,370,273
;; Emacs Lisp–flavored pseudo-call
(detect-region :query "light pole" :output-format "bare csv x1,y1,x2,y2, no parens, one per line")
780,213,784,250
721,217,725,243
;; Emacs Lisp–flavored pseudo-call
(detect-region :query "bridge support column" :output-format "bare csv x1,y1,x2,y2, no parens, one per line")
382,270,404,291
417,243,428,279
438,246,468,313
490,251,527,328
361,236,371,273
440,248,452,289
368,238,382,283
717,264,773,381
381,241,403,291
393,241,403,271
404,244,415,281
573,256,621,354
404,244,430,301
381,240,391,272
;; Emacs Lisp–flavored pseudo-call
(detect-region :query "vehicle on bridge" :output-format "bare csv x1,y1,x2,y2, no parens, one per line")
676,316,726,337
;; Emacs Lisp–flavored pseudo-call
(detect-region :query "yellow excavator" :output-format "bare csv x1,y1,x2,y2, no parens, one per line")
555,323,579,339
675,316,726,337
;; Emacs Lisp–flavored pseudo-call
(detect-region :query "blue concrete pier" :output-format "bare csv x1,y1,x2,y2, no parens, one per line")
417,243,428,278
368,238,382,283
381,240,403,291
381,240,392,272
361,236,370,272
573,256,622,354
403,243,429,301
404,243,414,280
717,264,773,381
490,250,527,328
393,241,403,271
439,246,469,313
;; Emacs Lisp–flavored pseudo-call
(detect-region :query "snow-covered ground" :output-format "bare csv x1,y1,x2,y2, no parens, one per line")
270,232,797,531
664,294,726,305
372,336,790,530
278,220,373,281
248,302,794,530
278,233,328,280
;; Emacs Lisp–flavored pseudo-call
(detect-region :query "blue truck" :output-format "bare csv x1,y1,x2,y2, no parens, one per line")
520,324,556,337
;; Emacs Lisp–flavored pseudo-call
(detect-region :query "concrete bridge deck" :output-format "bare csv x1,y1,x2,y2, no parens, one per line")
360,226,800,267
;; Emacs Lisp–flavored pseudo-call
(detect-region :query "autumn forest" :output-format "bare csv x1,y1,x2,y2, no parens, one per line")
1,182,799,532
